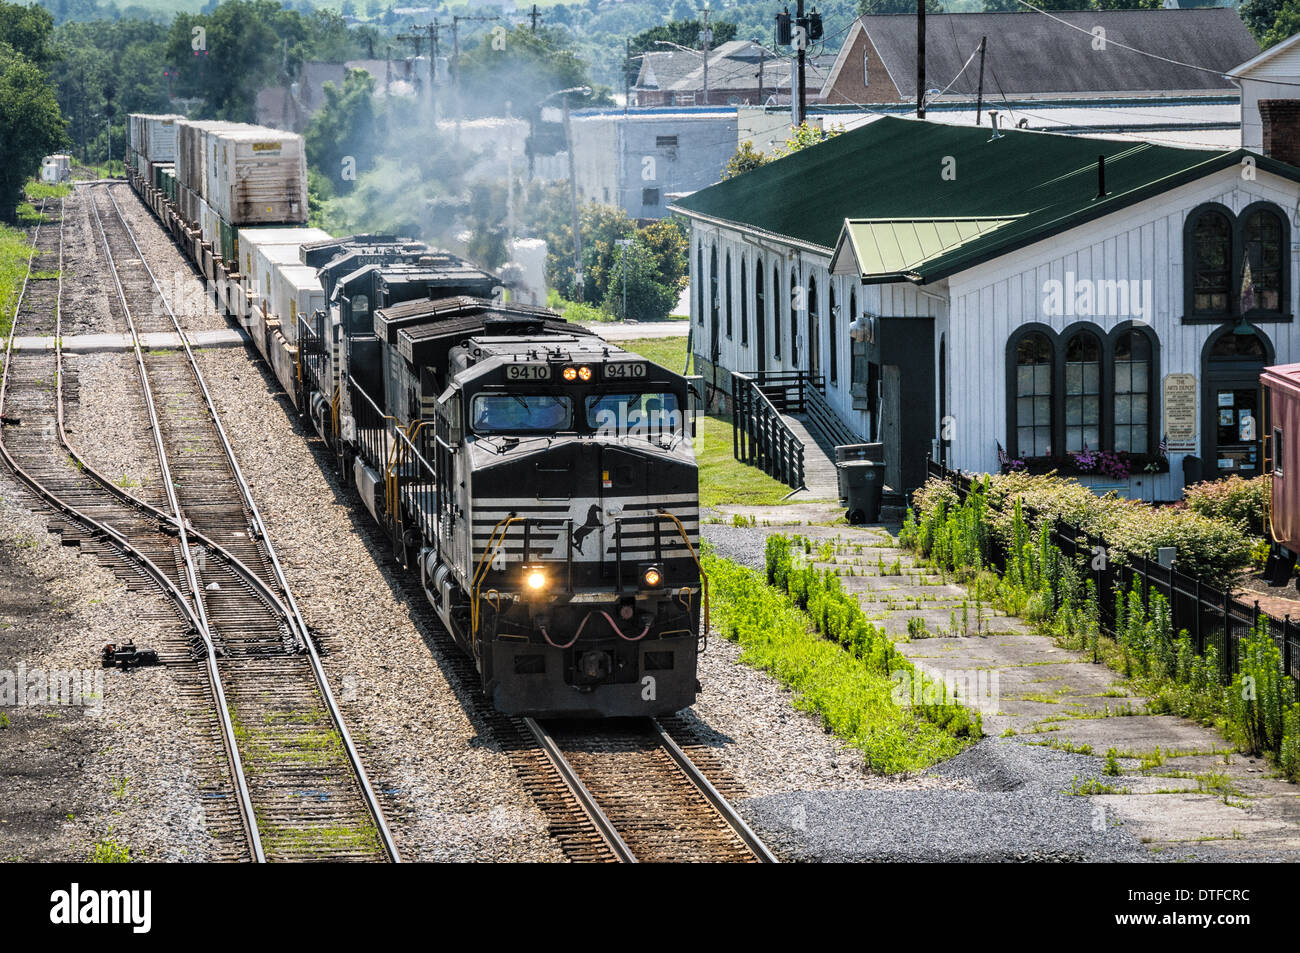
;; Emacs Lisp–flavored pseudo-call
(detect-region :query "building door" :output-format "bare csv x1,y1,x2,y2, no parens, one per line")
881,365,902,491
1202,326,1272,479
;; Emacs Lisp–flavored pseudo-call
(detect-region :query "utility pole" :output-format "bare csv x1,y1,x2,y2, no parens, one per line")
700,7,713,106
625,38,631,114
397,21,441,110
616,238,632,320
529,4,541,32
796,0,806,125
756,44,765,104
917,0,926,119
562,93,585,302
974,35,987,126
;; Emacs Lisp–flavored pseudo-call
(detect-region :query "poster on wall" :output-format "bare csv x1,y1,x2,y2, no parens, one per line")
1163,373,1197,452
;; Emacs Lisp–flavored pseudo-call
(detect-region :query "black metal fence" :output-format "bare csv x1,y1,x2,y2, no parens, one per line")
927,457,1300,684
732,371,805,491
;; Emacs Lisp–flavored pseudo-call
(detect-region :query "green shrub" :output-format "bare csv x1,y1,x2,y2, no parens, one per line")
913,472,1254,588
1184,475,1271,537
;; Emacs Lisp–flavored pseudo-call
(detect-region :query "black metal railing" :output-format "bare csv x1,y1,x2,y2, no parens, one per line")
349,375,390,475
927,457,1300,683
299,310,328,400
802,379,864,451
732,371,805,491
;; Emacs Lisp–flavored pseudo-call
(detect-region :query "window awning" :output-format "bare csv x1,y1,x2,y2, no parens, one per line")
829,216,1021,284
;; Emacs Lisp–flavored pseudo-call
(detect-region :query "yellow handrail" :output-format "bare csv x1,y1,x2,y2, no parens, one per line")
657,508,709,641
471,514,522,640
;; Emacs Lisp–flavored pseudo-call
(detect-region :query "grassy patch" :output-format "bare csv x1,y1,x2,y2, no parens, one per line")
26,182,72,201
617,334,692,376
705,543,980,774
89,837,131,863
0,224,36,340
696,414,793,507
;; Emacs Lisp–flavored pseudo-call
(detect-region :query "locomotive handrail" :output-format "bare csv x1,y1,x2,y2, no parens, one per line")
471,514,524,639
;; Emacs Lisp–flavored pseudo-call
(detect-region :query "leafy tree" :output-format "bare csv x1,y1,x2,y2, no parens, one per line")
304,68,378,194
1242,0,1288,40
0,0,55,68
637,216,688,296
458,25,595,119
723,140,767,179
603,241,677,321
1262,0,1300,46
0,42,67,221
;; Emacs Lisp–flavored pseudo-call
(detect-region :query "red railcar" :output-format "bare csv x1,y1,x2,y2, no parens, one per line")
1262,364,1300,582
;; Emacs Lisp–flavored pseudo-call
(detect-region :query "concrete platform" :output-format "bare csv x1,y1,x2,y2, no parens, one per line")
11,328,249,352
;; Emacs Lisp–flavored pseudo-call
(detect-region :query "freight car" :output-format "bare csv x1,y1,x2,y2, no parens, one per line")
1263,364,1300,586
125,116,706,718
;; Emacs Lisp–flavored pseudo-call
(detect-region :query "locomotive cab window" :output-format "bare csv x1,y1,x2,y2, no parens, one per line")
471,394,573,433
586,392,684,438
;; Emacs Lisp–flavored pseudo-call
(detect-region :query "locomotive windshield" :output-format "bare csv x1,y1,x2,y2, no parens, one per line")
471,393,574,433
586,392,684,438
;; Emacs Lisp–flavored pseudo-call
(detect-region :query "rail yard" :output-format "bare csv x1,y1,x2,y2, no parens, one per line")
0,175,804,864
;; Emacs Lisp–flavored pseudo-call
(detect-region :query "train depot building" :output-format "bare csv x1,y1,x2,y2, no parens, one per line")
673,112,1300,499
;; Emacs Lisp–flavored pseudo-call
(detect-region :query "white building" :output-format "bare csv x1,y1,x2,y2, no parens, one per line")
672,115,1300,498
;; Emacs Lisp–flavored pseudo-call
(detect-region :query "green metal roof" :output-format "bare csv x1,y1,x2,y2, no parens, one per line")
829,216,1020,283
671,116,1300,284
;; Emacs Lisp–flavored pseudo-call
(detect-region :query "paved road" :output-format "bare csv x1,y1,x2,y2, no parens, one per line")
578,321,689,340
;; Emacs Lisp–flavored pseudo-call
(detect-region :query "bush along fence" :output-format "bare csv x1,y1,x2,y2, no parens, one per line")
909,459,1300,779
701,541,981,774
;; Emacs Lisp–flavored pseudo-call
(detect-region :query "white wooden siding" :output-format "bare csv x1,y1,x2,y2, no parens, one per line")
945,166,1300,500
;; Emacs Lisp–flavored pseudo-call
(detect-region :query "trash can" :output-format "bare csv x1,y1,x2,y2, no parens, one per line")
838,459,885,525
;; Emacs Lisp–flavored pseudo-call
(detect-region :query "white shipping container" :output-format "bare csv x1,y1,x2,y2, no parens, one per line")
209,128,308,226
129,114,182,164
235,225,329,316
270,264,327,345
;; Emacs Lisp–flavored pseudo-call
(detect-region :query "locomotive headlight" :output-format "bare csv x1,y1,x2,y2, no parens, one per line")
642,566,663,589
577,365,593,382
526,569,548,591
562,366,578,382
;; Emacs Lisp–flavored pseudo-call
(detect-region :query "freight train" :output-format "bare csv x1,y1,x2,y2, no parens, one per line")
125,114,705,718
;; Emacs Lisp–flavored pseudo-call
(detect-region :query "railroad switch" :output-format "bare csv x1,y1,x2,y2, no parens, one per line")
101,640,160,670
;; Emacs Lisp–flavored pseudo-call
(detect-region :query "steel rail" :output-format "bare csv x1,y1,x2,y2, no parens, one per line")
0,196,263,861
521,717,638,863
86,191,267,861
102,185,401,863
649,718,778,863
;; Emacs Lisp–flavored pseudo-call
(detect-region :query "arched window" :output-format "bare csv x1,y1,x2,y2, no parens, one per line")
772,264,782,360
1242,203,1286,315
1113,330,1151,454
755,264,765,356
740,258,749,346
808,275,818,375
1064,329,1102,452
1185,204,1233,319
1014,331,1053,458
848,288,859,387
725,252,733,339
789,269,799,365
696,244,705,325
829,284,838,385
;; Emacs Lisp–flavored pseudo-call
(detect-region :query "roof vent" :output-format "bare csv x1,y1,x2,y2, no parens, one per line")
1096,154,1108,199
987,111,1002,141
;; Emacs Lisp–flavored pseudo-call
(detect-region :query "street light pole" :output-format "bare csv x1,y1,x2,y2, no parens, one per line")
616,237,632,320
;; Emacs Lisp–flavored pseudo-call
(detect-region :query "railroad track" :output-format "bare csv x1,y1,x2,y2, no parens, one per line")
523,717,776,863
1,187,399,862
